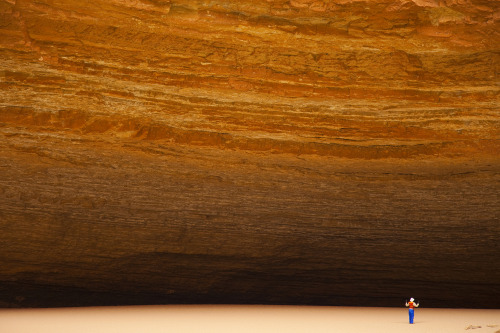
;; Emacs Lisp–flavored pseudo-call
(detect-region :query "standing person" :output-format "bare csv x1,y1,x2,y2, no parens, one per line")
405,298,420,324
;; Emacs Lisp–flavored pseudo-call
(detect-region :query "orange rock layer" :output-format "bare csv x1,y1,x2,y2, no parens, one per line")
0,0,499,308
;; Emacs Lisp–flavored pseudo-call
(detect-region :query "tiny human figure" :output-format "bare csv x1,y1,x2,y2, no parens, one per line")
405,298,420,324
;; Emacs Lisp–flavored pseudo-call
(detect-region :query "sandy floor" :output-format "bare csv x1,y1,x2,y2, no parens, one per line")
0,305,499,333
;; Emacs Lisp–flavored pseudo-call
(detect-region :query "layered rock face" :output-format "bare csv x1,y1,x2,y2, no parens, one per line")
0,0,499,308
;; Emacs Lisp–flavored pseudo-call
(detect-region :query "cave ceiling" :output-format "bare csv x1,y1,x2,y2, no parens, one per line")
0,0,499,308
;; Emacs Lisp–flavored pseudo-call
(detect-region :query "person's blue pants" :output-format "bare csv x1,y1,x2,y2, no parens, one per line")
409,309,414,324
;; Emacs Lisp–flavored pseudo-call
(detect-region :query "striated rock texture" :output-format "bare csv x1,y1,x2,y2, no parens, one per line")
0,0,499,308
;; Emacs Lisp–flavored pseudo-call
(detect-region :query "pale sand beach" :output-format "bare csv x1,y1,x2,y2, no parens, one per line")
0,305,499,333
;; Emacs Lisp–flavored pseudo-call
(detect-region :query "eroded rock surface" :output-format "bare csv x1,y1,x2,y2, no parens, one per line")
0,0,499,308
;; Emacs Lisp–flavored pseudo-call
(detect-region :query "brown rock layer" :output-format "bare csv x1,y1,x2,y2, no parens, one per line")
0,0,499,308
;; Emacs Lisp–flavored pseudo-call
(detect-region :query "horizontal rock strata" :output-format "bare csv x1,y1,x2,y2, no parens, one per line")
0,0,499,308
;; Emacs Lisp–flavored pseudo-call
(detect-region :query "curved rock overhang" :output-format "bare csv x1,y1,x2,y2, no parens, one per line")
0,0,499,308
